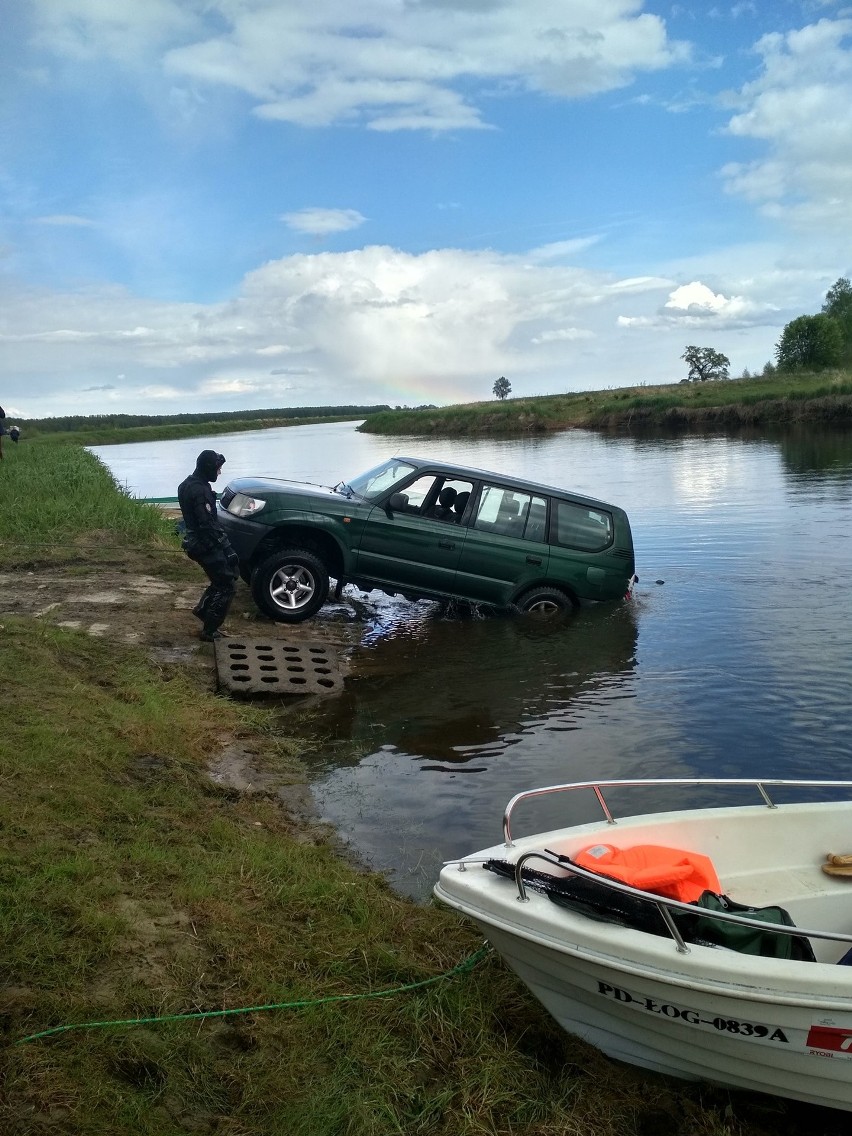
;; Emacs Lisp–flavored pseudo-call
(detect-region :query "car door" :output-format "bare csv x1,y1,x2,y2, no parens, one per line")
454,484,550,604
353,474,473,595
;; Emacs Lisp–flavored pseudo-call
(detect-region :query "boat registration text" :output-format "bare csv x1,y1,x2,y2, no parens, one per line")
596,981,789,1043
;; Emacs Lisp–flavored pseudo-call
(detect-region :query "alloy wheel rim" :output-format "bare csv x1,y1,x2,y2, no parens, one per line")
270,564,315,610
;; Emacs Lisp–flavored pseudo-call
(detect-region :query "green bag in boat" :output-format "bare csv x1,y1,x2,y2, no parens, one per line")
690,892,816,961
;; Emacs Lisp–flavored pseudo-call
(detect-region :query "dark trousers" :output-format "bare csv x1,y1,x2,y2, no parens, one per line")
185,542,238,633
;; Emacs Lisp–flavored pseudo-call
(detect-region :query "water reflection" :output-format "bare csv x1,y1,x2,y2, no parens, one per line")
92,419,852,901
311,603,638,768
781,422,852,483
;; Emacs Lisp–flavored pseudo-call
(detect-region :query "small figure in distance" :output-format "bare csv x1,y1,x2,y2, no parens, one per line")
9,426,19,443
177,450,240,642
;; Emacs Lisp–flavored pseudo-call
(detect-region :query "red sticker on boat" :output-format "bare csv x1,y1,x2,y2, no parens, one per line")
806,1025,852,1053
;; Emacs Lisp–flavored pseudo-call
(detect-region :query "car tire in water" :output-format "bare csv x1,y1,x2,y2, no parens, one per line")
251,549,330,623
512,585,575,621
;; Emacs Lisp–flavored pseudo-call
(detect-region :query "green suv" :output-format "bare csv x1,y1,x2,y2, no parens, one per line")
217,456,636,623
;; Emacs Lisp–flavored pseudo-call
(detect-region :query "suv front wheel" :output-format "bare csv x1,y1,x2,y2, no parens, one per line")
251,549,330,622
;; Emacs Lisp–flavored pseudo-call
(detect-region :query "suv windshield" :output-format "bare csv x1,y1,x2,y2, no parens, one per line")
345,458,417,501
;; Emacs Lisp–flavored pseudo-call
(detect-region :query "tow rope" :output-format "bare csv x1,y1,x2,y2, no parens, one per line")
15,944,492,1045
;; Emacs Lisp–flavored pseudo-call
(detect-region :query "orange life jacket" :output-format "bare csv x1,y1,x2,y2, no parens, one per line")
572,843,721,903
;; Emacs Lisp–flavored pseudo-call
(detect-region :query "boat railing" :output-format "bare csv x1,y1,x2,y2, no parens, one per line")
502,777,852,847
506,848,852,955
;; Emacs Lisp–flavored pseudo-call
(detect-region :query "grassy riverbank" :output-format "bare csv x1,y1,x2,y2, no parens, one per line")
359,369,852,436
0,441,835,1135
24,414,364,448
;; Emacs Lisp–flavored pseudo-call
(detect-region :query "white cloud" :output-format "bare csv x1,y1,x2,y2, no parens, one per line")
617,279,778,330
721,17,852,226
30,0,197,64
0,245,796,416
532,327,595,343
528,237,601,261
281,208,367,236
31,0,690,132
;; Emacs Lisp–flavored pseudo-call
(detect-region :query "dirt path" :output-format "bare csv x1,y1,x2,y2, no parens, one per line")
0,562,361,664
0,559,365,835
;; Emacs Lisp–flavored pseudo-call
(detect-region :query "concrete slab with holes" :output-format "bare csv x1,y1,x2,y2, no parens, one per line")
214,638,344,696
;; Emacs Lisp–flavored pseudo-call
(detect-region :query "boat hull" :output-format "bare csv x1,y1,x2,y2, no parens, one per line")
481,924,852,1110
435,793,852,1112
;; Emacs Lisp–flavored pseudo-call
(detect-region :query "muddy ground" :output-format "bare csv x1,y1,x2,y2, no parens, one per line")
0,553,368,837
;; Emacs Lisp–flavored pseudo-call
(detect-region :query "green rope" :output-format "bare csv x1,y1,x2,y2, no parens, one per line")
15,944,491,1045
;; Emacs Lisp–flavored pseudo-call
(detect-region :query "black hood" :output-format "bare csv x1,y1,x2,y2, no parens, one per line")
194,450,225,482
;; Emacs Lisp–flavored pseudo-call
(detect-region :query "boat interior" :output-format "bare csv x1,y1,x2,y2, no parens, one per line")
481,779,852,965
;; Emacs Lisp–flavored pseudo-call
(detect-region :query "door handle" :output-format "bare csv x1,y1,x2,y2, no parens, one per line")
526,555,542,565
438,540,456,550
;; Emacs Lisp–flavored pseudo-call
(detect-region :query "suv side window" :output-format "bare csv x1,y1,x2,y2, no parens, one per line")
553,500,613,551
399,475,439,512
473,486,547,540
400,475,474,522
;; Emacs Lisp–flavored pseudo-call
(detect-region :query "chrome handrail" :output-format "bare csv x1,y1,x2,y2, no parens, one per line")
502,778,852,846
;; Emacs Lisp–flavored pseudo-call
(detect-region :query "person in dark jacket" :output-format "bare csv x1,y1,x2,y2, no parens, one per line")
178,450,239,641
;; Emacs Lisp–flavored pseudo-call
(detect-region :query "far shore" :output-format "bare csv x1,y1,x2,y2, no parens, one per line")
358,369,852,436
16,369,852,449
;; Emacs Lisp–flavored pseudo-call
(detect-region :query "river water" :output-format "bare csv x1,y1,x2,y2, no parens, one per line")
91,421,852,899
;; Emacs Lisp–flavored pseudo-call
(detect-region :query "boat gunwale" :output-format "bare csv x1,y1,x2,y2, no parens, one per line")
438,778,852,959
502,777,852,844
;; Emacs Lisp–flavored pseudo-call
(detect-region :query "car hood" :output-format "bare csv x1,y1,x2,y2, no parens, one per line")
224,476,341,503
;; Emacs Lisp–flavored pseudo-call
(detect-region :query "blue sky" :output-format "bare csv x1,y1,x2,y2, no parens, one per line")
2,0,851,418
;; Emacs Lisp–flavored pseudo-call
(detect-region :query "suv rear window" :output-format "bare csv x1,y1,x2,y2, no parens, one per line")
553,500,613,551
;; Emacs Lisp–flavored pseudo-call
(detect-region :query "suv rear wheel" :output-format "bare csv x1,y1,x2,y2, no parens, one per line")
513,585,575,621
251,549,329,622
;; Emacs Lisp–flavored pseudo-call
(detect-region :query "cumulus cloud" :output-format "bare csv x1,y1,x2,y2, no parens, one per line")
617,279,778,329
281,208,367,236
0,250,792,416
721,17,852,226
0,244,626,411
30,0,689,132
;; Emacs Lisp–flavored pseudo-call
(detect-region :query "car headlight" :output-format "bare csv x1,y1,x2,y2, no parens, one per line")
226,493,267,518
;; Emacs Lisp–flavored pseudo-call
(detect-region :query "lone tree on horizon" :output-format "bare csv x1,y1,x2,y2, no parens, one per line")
681,346,730,382
493,375,511,400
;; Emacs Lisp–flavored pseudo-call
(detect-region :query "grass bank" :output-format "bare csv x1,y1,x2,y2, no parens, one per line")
359,370,852,436
23,415,363,448
0,441,834,1135
0,441,180,571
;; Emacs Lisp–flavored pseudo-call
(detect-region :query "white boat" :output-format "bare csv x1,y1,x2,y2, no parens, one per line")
434,778,852,1112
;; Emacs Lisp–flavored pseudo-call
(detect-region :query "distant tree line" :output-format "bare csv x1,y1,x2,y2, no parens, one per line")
21,405,392,433
681,276,852,382
775,277,852,372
